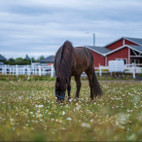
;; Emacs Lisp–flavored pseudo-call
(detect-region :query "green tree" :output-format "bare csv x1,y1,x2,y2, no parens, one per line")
25,54,30,60
15,57,24,65
37,55,45,62
24,54,31,65
8,58,15,65
31,57,36,63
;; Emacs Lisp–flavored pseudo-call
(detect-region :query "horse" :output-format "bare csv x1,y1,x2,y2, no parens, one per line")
54,41,102,103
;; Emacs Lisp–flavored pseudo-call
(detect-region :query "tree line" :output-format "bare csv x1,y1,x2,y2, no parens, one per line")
4,55,45,65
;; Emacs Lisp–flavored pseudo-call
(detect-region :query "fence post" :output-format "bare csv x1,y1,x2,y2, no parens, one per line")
99,65,102,77
27,67,30,80
11,66,13,75
51,64,54,77
38,65,41,76
9,67,11,75
32,64,34,75
4,65,7,75
35,67,37,75
16,65,18,77
2,65,5,75
43,66,45,75
132,63,135,79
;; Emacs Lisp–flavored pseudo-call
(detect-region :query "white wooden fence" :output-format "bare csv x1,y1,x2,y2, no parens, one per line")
98,63,142,78
0,64,55,78
0,63,142,79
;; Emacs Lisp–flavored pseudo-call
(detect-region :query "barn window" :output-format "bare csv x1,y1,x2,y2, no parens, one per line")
131,59,140,64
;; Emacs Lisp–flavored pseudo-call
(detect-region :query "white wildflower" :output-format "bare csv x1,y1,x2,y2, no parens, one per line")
81,122,90,128
62,111,65,116
60,127,66,130
35,105,44,108
66,117,72,121
51,118,54,121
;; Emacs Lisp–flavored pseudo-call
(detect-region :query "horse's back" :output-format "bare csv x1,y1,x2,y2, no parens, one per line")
71,47,94,75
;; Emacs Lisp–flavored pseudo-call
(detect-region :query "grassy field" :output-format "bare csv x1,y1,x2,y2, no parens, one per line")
0,77,142,141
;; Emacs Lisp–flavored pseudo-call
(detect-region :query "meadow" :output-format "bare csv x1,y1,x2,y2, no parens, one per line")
0,76,142,141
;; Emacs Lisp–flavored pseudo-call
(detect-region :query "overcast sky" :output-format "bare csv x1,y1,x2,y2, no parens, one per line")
0,0,142,59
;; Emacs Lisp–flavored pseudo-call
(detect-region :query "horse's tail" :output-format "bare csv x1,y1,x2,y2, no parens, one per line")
92,71,103,97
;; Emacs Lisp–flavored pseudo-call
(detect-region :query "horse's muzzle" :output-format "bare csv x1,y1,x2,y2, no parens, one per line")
55,89,65,103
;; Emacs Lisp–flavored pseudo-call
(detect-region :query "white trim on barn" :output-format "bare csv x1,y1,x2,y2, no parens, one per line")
123,38,125,46
130,49,142,57
128,48,130,64
104,45,142,56
105,37,142,48
105,56,107,66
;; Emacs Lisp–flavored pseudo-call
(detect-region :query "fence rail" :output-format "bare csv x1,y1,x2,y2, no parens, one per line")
98,64,142,78
0,64,142,79
0,64,55,78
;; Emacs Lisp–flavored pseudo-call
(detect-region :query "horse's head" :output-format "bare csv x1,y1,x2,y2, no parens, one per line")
55,76,67,103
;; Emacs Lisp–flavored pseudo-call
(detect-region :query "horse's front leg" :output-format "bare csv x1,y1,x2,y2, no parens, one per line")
75,75,81,99
67,76,71,101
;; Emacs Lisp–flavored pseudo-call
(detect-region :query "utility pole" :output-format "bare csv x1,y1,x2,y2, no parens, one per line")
93,33,95,46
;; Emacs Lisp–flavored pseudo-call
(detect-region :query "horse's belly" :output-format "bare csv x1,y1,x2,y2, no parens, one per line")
71,64,88,76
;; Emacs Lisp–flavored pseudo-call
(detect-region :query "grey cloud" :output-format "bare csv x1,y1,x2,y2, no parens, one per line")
0,0,142,58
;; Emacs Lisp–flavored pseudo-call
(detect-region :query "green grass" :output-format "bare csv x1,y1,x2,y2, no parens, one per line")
0,78,142,141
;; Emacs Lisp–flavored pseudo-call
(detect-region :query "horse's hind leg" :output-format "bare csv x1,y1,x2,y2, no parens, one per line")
75,75,81,99
85,69,94,100
67,76,71,101
86,68,102,99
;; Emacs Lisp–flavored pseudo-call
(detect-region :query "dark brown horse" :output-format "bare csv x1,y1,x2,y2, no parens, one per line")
54,41,102,102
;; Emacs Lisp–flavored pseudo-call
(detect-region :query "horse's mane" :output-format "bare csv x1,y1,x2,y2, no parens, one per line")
54,41,73,78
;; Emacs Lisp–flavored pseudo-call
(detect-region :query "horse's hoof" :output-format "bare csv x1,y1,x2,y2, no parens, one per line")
75,97,79,101
68,99,72,102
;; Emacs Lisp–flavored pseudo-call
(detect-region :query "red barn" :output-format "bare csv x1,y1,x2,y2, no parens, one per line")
86,37,142,67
